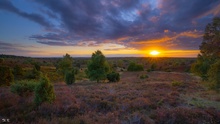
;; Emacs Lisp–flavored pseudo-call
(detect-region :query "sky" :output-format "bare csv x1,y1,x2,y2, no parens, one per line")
0,0,220,57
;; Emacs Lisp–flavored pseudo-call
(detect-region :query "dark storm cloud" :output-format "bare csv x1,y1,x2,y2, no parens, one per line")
0,1,52,27
3,0,219,50
159,0,220,22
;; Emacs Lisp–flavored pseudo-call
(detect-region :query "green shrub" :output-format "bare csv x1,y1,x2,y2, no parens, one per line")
191,55,212,80
127,62,144,71
86,50,110,83
171,81,183,87
65,69,75,85
0,66,14,86
208,60,220,90
58,53,73,76
34,75,55,106
107,72,120,82
11,80,38,96
140,74,149,79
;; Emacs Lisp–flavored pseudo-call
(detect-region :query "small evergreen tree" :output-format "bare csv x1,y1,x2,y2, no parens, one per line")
58,53,73,76
34,75,55,106
65,69,75,85
86,50,110,83
191,17,220,90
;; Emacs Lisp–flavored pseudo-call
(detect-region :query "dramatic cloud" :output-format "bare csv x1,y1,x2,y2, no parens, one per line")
1,0,220,52
0,1,52,27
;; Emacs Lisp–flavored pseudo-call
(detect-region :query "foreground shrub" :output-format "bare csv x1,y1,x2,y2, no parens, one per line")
208,60,220,90
127,62,144,71
11,80,38,96
171,81,183,87
139,74,149,79
0,66,14,86
65,69,75,85
107,72,120,82
34,75,55,106
191,55,211,80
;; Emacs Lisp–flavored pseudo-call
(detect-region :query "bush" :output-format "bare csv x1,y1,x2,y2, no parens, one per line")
86,50,110,83
191,55,212,80
58,53,73,76
34,75,55,106
107,72,120,82
11,80,38,96
140,74,149,79
171,81,183,87
0,66,14,86
208,60,220,90
65,69,75,85
127,62,144,71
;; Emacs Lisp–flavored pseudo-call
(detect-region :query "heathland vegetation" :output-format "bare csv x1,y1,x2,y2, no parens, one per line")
0,17,220,123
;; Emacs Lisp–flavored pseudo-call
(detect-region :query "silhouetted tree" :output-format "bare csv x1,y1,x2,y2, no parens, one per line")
192,17,220,90
200,17,220,58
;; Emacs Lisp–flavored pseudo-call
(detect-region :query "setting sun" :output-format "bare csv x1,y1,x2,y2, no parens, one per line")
150,50,160,56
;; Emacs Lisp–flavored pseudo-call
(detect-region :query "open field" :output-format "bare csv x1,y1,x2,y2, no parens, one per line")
0,68,220,123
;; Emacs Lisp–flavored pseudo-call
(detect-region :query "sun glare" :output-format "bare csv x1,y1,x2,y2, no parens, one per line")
150,50,160,56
